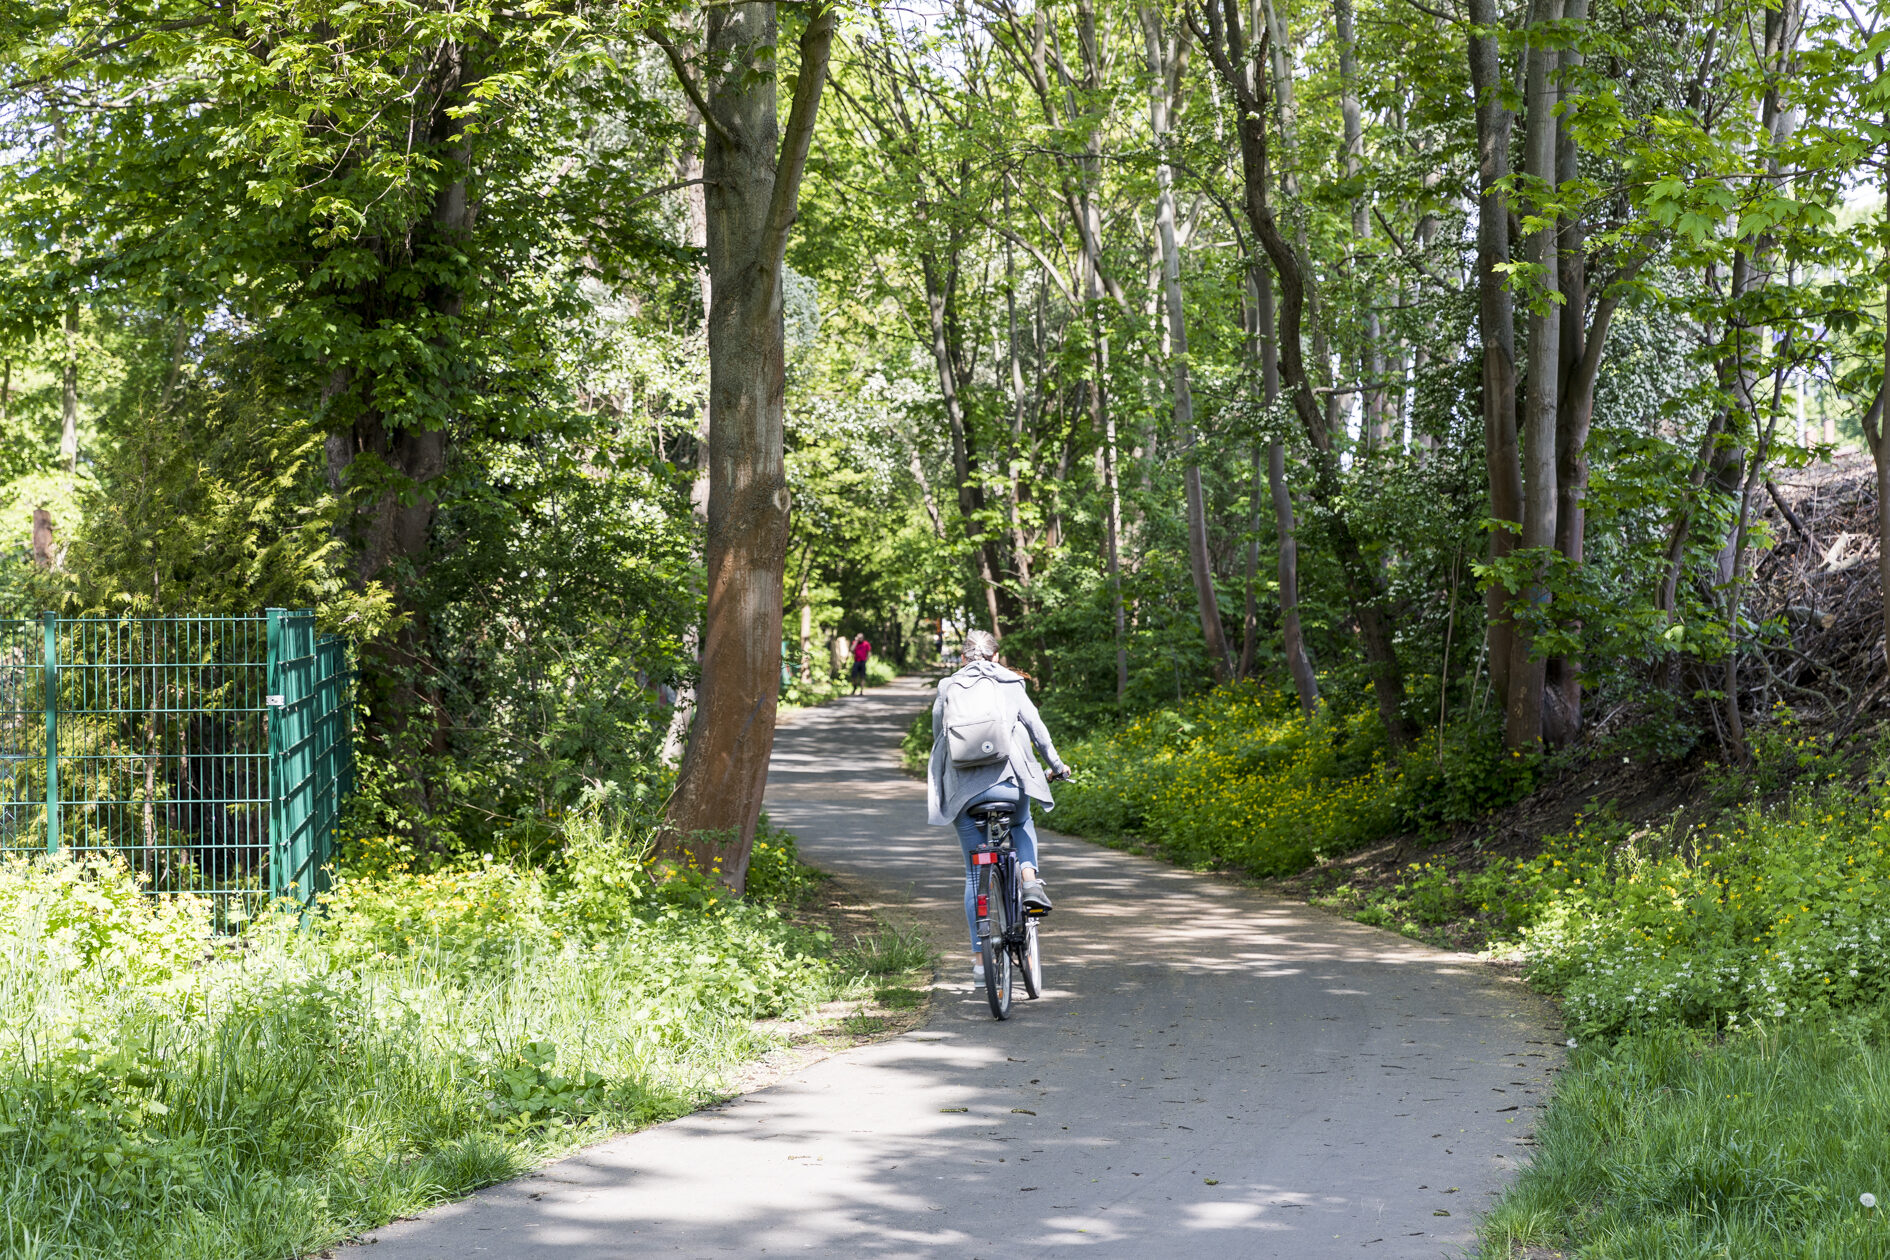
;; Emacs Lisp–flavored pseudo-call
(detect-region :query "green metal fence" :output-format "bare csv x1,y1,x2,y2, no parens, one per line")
0,609,353,915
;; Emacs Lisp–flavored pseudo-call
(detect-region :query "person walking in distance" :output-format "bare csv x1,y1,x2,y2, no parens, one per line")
926,630,1071,982
849,633,871,695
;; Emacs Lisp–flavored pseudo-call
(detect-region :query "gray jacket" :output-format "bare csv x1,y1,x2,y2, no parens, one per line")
926,661,1068,826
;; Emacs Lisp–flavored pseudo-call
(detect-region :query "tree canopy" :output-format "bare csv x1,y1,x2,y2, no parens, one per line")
2,0,1888,885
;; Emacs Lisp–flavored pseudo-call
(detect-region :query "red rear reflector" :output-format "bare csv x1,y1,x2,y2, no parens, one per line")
973,851,996,865
976,895,988,916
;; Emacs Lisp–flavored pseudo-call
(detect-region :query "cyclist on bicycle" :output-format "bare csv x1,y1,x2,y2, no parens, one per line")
925,630,1070,980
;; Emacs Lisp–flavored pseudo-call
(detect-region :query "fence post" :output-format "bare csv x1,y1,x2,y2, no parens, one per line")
266,607,284,904
41,611,57,854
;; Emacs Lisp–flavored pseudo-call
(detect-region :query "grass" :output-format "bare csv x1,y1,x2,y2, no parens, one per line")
1481,1020,1890,1258
835,924,932,976
0,818,915,1260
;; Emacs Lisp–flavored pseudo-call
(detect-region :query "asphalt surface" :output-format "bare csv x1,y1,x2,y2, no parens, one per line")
359,676,1560,1259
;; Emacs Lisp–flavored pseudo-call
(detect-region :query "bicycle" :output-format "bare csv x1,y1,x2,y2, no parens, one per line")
967,797,1046,1020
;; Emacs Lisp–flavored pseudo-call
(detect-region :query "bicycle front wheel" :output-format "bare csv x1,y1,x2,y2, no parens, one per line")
980,866,1012,1020
1020,918,1042,999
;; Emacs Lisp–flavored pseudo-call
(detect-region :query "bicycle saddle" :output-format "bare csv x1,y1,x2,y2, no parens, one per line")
966,799,1019,820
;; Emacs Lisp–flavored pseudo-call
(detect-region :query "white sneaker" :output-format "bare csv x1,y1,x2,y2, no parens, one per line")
972,961,986,984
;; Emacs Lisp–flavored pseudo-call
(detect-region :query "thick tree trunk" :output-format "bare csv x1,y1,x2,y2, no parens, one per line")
1143,8,1232,682
1467,0,1521,717
1504,0,1563,750
1544,0,1589,744
662,1,837,890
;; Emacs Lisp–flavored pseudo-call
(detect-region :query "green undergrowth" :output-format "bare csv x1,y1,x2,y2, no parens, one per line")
0,818,887,1259
1328,742,1890,1043
901,702,934,775
1041,686,1536,876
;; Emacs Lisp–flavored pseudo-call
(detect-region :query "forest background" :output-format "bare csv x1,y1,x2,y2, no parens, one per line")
4,0,1888,865
8,0,1890,1253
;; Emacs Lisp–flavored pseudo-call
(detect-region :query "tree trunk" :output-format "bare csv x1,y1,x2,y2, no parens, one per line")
798,601,813,682
1096,350,1130,699
919,250,1006,639
1074,0,1129,698
160,314,190,413
1331,0,1386,448
1503,0,1563,750
1255,267,1319,715
1143,7,1233,682
331,43,475,588
1269,444,1319,717
1241,272,1263,678
1467,0,1521,717
1544,0,1588,744
662,1,837,890
1870,167,1890,683
1724,0,1801,755
1192,0,1409,747
1004,212,1034,600
30,507,53,569
61,301,79,473
680,96,714,522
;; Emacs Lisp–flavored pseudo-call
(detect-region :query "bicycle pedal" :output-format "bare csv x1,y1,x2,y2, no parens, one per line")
1026,905,1051,917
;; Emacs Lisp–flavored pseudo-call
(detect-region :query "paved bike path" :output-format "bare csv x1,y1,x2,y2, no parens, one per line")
360,676,1559,1258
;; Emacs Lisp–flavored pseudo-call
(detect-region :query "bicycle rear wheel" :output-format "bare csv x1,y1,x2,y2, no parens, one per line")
980,866,1012,1020
1020,919,1042,999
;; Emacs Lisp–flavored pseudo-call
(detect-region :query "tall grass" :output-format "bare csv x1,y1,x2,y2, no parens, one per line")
0,822,850,1259
1482,1021,1890,1258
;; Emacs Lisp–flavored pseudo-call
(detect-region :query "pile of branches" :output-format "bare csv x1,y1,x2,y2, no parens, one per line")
1746,454,1887,722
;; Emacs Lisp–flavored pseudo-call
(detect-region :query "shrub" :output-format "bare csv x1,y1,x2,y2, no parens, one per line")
742,822,823,905
1514,785,1890,1040
901,704,933,775
1051,687,1400,875
1389,723,1540,834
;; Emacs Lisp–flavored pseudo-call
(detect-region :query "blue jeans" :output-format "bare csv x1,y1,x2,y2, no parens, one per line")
954,783,1040,953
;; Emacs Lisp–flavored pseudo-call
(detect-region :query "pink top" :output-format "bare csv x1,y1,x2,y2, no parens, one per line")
853,639,872,662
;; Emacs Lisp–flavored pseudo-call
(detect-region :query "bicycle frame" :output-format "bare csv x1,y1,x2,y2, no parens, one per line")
970,814,1025,950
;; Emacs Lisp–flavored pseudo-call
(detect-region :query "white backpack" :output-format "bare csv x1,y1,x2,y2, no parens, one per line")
941,673,1014,768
